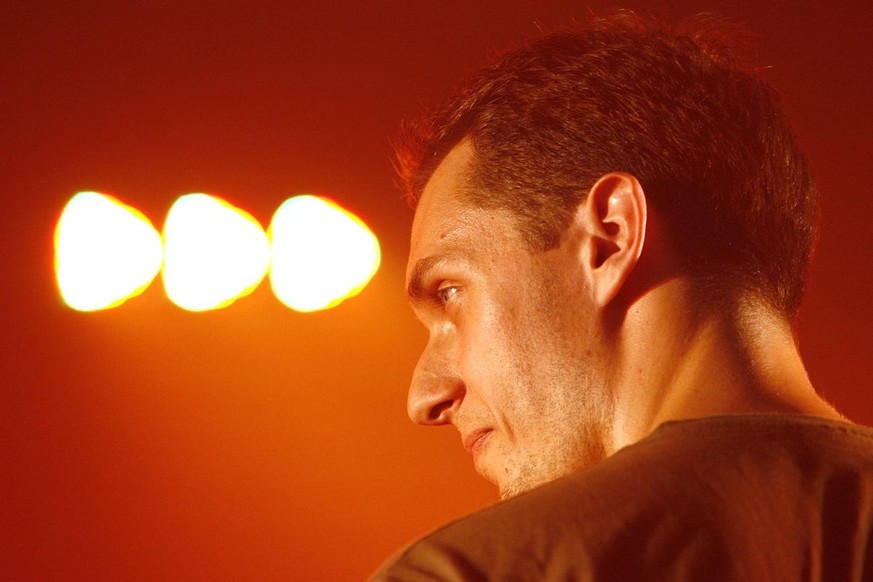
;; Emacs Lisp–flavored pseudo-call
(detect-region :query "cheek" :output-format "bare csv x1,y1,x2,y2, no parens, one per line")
455,298,514,395
467,317,541,415
454,315,489,387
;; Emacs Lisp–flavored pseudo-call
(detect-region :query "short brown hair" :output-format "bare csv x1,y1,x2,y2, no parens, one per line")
395,11,817,317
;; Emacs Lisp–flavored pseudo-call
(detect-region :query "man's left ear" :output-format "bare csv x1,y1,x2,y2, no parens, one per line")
579,172,647,307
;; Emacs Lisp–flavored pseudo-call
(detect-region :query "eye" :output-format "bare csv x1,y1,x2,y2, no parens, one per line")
437,285,459,306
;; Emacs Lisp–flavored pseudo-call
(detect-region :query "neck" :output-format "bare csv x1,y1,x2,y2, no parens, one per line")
606,279,845,453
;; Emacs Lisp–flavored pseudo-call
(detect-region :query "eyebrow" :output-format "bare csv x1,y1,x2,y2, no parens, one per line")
406,254,457,305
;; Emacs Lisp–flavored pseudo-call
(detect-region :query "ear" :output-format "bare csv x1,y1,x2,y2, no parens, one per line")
578,172,647,307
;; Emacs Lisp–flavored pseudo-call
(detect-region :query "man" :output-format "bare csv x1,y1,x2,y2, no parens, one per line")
374,11,873,581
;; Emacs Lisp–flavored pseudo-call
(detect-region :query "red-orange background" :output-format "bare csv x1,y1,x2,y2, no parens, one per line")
2,1,871,579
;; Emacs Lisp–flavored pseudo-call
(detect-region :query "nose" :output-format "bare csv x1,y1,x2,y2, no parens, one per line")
407,332,465,426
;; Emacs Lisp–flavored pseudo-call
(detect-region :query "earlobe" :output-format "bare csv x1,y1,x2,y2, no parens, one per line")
580,172,647,307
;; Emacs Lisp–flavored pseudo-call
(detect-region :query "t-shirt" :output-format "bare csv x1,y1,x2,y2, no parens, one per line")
373,415,873,581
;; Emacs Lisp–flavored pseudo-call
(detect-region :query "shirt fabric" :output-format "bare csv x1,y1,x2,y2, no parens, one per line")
373,415,873,581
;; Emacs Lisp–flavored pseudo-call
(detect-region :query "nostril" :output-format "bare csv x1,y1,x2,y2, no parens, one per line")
428,400,453,422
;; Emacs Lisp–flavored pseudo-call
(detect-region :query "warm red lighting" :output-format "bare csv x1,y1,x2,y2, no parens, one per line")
54,192,163,311
54,192,381,312
162,194,270,311
270,195,381,312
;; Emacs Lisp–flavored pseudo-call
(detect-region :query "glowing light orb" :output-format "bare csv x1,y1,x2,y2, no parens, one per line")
163,194,270,311
54,192,163,311
270,195,380,312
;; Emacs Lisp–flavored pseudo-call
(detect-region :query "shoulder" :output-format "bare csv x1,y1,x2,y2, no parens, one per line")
372,419,700,580
372,415,873,581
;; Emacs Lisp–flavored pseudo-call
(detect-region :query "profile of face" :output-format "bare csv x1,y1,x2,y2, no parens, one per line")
406,141,614,499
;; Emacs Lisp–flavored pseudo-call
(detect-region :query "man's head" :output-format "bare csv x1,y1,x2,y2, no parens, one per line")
401,12,818,498
406,141,644,498
399,11,816,317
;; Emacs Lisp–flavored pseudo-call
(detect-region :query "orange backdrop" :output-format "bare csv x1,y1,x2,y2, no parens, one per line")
3,1,872,579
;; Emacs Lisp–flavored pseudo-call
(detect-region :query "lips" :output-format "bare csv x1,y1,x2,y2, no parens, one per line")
463,428,493,460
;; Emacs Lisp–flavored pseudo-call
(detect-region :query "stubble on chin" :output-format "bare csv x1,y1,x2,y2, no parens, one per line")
494,432,608,500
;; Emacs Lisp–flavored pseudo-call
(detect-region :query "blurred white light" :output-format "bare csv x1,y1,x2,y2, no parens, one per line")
54,192,163,311
163,194,270,311
270,195,381,312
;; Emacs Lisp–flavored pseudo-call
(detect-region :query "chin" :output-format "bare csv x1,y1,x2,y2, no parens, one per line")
496,459,585,500
496,474,545,500
497,481,535,500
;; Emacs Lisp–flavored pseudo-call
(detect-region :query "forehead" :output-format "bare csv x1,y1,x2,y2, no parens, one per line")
406,142,515,278
409,143,472,247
